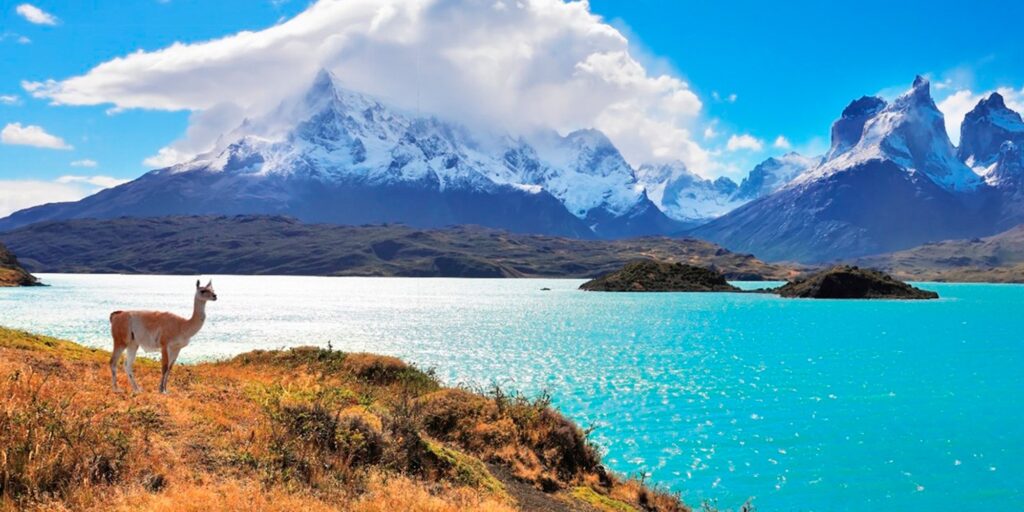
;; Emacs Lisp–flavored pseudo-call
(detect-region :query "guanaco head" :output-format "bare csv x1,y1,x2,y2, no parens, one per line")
196,279,218,302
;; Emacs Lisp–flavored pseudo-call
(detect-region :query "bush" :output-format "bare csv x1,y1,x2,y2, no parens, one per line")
0,370,131,504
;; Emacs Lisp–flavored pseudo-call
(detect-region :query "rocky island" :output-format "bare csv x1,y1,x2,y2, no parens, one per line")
0,242,38,287
776,265,939,299
580,260,740,292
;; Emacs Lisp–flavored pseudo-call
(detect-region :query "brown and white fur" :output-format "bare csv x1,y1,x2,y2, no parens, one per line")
109,280,217,394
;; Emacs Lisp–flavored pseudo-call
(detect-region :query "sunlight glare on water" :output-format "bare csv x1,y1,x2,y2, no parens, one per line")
1,274,1021,510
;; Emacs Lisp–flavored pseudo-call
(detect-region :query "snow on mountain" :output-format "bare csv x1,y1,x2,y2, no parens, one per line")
693,76,990,263
634,161,739,223
957,92,1024,183
528,128,649,219
825,96,887,160
0,69,679,237
732,152,820,201
635,152,818,224
991,141,1024,186
200,70,664,223
797,76,981,192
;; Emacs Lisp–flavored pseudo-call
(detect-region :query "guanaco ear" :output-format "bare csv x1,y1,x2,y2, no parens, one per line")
196,279,201,289
206,279,213,288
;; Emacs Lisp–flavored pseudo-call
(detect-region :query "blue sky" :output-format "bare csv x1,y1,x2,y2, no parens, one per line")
1,0,1023,215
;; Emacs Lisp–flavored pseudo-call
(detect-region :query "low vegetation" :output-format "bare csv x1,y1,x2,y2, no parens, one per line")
580,261,741,292
855,224,1024,282
1,215,793,280
0,242,37,287
0,326,698,511
776,265,939,299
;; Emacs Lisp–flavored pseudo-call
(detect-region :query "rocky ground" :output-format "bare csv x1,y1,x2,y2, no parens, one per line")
579,260,740,292
0,242,38,287
776,265,939,299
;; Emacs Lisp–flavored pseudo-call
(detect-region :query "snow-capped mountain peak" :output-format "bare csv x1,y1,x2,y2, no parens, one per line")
958,92,1024,175
635,160,742,223
798,76,982,191
149,70,673,234
826,96,888,160
733,152,820,200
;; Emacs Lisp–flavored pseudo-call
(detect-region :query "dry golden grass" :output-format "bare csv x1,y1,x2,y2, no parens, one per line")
0,326,694,512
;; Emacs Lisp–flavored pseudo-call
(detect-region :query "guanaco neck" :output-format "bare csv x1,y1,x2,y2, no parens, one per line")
187,297,207,336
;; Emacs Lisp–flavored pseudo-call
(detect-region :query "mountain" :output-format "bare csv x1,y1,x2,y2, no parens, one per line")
0,70,680,238
857,223,1024,283
693,76,989,263
634,153,817,224
635,161,740,223
732,153,820,201
958,92,1024,173
0,215,794,280
955,92,1024,229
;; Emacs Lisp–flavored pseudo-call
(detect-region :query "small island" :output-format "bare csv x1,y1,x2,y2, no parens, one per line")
776,265,939,299
580,260,740,292
0,242,38,287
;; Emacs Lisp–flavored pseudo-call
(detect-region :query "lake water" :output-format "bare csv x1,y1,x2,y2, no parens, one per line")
1,274,1021,510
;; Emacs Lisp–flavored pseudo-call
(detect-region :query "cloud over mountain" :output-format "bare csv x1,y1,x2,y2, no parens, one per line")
23,0,711,172
0,175,125,217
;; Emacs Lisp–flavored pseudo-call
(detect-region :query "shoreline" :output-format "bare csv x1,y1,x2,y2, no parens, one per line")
0,325,704,512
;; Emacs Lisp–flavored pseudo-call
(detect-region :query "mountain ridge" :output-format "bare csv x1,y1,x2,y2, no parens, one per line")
693,76,1024,262
0,215,794,280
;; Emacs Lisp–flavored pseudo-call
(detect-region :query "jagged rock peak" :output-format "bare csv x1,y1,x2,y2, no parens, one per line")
829,96,887,159
898,74,934,107
841,96,887,118
979,91,1007,110
959,90,1024,169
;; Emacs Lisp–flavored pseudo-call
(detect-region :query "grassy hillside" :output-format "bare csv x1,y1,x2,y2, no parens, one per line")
1,215,792,280
0,326,704,512
0,242,37,287
857,224,1024,282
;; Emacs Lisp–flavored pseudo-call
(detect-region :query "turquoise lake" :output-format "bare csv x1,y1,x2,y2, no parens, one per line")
1,274,1021,510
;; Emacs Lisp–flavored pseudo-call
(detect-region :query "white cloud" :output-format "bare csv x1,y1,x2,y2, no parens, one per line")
1,122,72,149
24,0,713,172
937,86,1024,145
703,125,717,139
0,94,19,105
69,159,98,168
726,133,763,152
773,135,791,149
15,4,58,25
0,31,31,44
0,176,125,217
143,147,193,168
55,175,125,187
711,91,737,103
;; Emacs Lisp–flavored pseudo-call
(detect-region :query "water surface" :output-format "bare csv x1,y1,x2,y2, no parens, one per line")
1,274,1020,510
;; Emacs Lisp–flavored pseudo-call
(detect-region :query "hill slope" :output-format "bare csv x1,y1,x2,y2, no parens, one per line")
1,215,793,280
0,242,38,287
857,224,1024,282
0,326,697,512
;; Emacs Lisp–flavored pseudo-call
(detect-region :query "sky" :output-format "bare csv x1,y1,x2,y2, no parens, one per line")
2,0,1023,216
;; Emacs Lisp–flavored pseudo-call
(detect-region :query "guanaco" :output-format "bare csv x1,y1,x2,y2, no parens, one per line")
109,280,217,393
